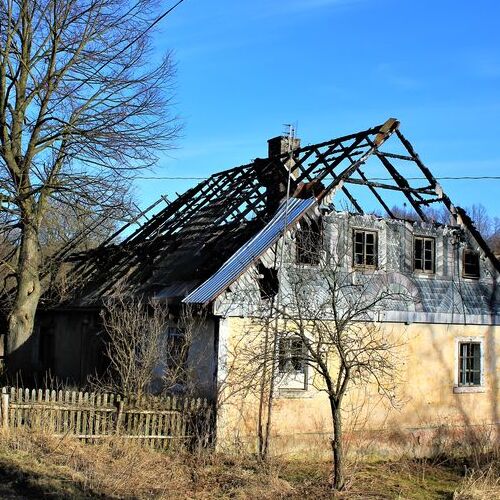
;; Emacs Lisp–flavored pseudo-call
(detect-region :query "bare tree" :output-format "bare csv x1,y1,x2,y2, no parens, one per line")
468,204,500,254
38,196,131,256
283,223,409,489
95,294,205,399
221,217,408,489
0,0,179,373
98,294,169,397
159,304,207,396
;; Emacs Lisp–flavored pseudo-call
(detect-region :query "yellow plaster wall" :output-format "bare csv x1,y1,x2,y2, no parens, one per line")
217,317,500,454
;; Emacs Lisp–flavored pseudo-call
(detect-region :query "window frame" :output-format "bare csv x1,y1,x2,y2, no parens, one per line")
278,336,306,375
165,326,188,382
352,229,378,269
453,337,485,393
277,334,308,393
462,248,480,279
413,236,435,274
295,218,323,266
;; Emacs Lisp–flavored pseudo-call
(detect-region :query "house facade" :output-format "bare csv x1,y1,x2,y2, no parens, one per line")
32,118,499,454
195,209,499,453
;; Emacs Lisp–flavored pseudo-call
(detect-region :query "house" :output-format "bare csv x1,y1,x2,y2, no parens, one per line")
35,118,499,453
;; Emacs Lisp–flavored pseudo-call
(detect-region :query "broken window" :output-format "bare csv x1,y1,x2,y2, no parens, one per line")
296,218,322,265
278,336,305,374
165,326,188,382
458,341,482,386
257,262,279,300
414,236,435,273
463,249,480,279
353,230,378,268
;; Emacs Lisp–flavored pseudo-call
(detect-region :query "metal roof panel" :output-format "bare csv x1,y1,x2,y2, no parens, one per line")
183,197,316,304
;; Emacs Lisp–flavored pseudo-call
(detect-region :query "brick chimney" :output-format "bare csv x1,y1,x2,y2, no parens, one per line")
254,135,302,215
267,135,301,179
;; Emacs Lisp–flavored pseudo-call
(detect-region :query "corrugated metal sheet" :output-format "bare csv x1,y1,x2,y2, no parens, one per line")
183,197,316,304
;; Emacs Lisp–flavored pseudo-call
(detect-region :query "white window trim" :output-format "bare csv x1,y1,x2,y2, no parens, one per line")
276,333,314,398
352,228,379,270
413,235,436,275
453,336,485,393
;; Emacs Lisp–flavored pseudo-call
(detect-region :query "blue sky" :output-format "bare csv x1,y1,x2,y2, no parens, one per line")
136,0,500,218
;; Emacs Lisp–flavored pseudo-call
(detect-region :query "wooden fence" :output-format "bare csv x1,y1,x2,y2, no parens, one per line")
0,387,212,450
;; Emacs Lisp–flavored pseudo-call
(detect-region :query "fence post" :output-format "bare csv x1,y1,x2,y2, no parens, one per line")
115,399,124,435
1,393,9,430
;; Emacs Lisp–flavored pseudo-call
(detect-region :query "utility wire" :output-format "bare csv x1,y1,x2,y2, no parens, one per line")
134,175,500,181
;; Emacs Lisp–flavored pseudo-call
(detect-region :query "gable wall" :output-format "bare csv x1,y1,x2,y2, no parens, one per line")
212,211,499,455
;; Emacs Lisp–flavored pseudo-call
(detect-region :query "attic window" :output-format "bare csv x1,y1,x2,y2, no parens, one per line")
414,236,435,274
296,218,322,265
353,230,378,269
463,249,480,279
257,262,279,299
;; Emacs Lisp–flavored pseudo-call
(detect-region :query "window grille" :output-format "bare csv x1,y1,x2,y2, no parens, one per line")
353,230,377,268
463,249,480,278
458,342,481,386
414,236,435,273
278,337,305,374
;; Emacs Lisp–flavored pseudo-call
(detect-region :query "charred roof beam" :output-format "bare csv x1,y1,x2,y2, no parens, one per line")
372,148,428,221
395,129,500,273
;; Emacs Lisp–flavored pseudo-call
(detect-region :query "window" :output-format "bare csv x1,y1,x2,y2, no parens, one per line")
353,230,377,268
278,336,305,374
458,341,482,387
463,249,480,278
165,326,188,381
296,218,322,265
414,236,435,273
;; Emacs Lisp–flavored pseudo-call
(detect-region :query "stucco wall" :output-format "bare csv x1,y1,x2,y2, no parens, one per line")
216,317,500,455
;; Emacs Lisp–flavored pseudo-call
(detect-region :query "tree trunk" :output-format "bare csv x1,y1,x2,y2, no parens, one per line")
257,320,270,460
7,223,41,376
330,400,345,490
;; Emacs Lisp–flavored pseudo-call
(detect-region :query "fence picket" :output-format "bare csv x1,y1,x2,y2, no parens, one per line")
82,392,89,440
89,392,95,442
76,392,83,436
95,393,102,437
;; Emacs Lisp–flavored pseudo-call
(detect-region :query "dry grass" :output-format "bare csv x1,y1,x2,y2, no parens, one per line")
0,430,294,499
0,429,498,499
453,465,500,500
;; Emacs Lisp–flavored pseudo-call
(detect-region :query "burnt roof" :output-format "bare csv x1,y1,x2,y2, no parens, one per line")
47,118,499,306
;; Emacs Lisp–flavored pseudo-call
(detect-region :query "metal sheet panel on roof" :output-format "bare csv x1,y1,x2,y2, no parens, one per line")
183,197,316,304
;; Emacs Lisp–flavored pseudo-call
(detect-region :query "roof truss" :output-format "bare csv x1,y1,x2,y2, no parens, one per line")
52,118,500,301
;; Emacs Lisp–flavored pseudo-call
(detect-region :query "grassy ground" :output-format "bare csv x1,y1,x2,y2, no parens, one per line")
0,431,497,499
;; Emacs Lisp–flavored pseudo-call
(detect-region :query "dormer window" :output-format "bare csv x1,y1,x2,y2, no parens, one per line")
463,249,480,279
414,236,435,274
353,230,378,269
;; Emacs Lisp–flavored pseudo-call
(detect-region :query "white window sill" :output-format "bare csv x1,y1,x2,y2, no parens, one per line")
413,271,436,278
462,275,480,281
453,385,485,394
277,388,313,399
